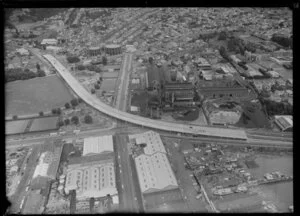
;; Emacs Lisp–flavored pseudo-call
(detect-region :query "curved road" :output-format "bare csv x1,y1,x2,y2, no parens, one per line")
43,54,247,140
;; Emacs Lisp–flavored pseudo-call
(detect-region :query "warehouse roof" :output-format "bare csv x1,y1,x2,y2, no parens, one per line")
83,135,114,156
274,115,293,131
129,131,166,155
135,152,178,194
65,162,117,199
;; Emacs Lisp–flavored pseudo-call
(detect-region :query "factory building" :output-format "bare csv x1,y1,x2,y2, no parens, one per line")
197,79,251,99
130,131,178,194
104,44,122,55
163,83,196,107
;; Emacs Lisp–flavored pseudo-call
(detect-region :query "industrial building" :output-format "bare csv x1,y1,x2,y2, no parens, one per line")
163,82,196,107
104,44,122,55
197,79,251,99
83,135,114,156
130,131,178,194
64,135,118,202
87,46,102,56
274,115,293,132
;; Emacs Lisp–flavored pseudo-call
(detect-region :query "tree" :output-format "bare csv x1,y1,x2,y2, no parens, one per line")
70,98,79,107
65,102,71,109
102,90,106,96
97,80,101,85
84,114,93,124
56,108,61,115
77,65,85,70
67,56,80,63
39,111,44,116
37,69,46,77
218,31,228,40
36,63,40,71
78,98,83,103
52,108,57,114
58,120,64,127
99,77,103,82
13,115,18,120
149,57,154,64
94,84,100,89
64,118,70,125
102,56,107,65
71,116,79,125
91,89,95,94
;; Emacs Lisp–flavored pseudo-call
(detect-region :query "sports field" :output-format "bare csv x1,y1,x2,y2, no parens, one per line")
6,75,74,116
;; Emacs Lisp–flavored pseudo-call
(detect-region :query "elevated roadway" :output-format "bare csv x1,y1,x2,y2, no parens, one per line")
43,54,248,140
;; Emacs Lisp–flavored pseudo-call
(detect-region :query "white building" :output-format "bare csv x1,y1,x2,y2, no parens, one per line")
129,131,166,155
64,162,117,200
130,131,178,194
41,39,58,45
83,135,114,156
32,152,52,178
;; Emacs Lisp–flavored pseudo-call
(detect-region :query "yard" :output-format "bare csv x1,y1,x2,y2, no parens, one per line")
6,75,75,116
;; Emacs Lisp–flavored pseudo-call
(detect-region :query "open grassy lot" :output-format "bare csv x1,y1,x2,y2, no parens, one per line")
102,72,119,79
6,119,30,135
29,116,59,132
6,75,74,116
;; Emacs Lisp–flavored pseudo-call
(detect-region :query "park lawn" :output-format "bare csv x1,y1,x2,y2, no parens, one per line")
6,75,75,116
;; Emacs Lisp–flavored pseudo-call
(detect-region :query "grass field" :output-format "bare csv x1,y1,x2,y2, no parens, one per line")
6,75,75,116
6,119,30,135
29,116,59,132
100,78,117,92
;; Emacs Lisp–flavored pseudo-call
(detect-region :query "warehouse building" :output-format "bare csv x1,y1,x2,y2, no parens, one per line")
274,115,293,132
83,135,114,156
130,131,178,194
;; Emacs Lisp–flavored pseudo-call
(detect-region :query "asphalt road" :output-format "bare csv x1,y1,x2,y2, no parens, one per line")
115,53,132,111
115,134,139,212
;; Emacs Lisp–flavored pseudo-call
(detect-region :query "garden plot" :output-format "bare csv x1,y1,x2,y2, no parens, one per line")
6,119,30,135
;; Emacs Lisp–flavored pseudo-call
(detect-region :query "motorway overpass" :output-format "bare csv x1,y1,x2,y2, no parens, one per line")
43,54,249,140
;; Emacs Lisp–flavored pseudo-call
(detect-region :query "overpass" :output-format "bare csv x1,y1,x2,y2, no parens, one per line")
43,54,248,140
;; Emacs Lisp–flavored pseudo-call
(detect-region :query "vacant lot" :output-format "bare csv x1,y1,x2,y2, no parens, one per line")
6,75,74,116
29,116,59,132
6,119,30,135
102,72,119,79
100,78,117,92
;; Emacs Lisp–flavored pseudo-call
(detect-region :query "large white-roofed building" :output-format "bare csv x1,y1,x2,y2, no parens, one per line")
83,135,114,156
131,131,178,194
129,131,166,155
64,160,117,201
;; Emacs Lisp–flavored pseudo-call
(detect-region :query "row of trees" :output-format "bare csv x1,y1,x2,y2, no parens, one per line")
260,98,293,116
5,68,46,83
271,34,293,48
58,114,93,127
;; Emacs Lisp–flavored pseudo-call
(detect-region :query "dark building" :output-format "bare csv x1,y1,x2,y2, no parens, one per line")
104,44,122,55
197,79,251,99
163,83,196,107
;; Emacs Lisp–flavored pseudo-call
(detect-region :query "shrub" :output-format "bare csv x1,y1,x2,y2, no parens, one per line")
78,98,83,103
39,111,44,116
91,89,95,94
84,115,93,124
13,115,18,120
102,56,107,65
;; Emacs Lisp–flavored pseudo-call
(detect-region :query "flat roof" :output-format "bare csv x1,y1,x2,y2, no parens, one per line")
83,135,114,156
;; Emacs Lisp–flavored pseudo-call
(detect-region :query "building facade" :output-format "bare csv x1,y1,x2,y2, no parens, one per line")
104,44,122,55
